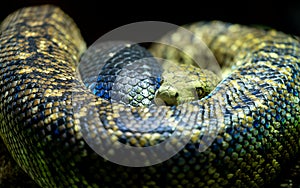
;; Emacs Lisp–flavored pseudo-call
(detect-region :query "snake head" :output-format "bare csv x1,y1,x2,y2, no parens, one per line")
154,64,221,106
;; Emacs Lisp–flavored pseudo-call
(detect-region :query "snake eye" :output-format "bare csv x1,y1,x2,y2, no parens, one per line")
196,87,204,97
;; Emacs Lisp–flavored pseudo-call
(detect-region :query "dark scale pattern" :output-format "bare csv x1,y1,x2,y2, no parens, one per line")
93,44,152,99
0,5,300,188
79,42,162,107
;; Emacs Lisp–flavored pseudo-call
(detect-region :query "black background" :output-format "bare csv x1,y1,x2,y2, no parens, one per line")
1,0,300,46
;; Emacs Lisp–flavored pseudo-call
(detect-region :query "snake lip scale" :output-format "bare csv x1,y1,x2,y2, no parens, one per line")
0,4,300,188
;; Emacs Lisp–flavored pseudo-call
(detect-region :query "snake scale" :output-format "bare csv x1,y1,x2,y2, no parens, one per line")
0,4,300,188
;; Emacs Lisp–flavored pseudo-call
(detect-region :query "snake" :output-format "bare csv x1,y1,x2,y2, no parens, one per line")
0,4,300,188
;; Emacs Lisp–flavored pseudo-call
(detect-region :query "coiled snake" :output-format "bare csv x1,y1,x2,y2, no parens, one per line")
0,4,300,188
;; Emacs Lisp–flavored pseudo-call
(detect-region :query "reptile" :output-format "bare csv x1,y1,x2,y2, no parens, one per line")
0,4,300,188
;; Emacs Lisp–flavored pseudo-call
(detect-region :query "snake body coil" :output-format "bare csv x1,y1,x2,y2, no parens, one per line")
0,5,300,188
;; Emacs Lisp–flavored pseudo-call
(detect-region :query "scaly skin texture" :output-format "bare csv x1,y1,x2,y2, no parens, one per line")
0,4,300,188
